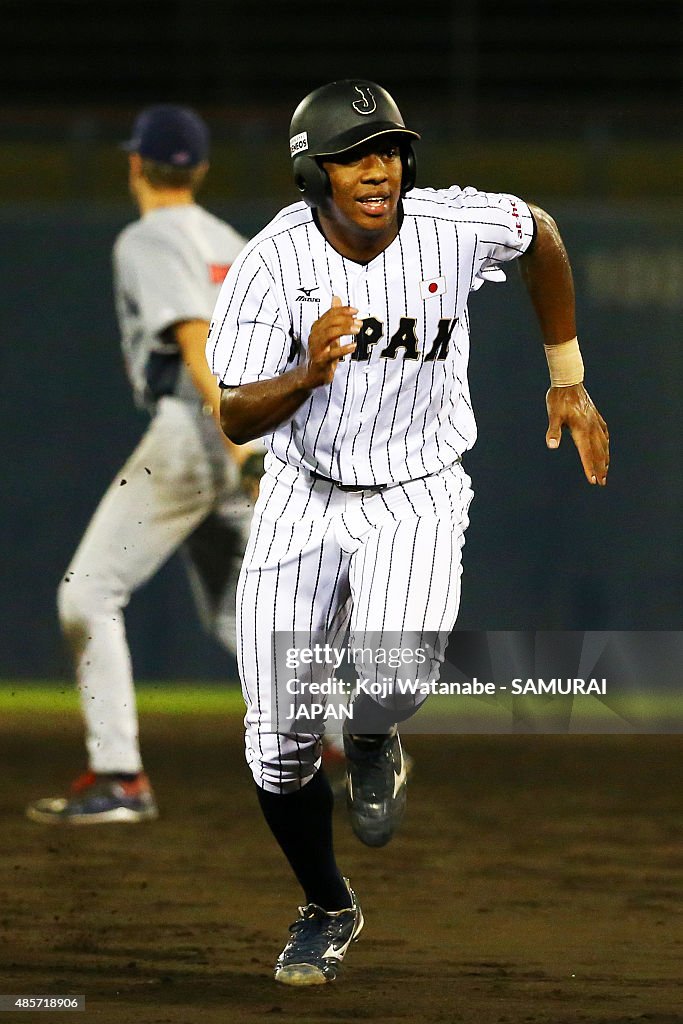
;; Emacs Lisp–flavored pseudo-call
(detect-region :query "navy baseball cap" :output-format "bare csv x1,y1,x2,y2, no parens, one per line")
121,104,210,168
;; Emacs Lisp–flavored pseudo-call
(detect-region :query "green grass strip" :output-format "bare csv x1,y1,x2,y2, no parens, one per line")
0,682,245,716
0,682,679,729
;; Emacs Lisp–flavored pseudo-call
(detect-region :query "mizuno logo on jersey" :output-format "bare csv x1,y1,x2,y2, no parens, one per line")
296,286,320,302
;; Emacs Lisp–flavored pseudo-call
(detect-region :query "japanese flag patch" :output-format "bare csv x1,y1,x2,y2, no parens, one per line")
420,276,446,300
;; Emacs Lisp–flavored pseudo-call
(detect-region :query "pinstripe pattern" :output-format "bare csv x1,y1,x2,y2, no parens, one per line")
236,456,472,793
208,183,533,792
208,185,534,488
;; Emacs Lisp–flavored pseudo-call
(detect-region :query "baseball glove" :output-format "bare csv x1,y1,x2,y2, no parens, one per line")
239,449,265,499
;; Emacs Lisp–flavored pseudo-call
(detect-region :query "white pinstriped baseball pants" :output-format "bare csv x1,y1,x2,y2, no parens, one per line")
237,455,473,793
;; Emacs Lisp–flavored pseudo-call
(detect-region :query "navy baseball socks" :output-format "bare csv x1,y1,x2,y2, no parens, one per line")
256,769,350,909
25,771,158,824
257,770,363,985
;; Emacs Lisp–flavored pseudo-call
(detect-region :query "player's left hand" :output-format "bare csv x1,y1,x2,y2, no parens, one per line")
546,383,609,486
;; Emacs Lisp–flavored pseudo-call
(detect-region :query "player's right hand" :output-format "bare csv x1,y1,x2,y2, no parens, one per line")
303,296,360,387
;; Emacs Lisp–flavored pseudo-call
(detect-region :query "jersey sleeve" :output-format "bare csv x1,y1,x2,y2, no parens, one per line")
207,246,291,387
443,186,536,292
115,229,208,335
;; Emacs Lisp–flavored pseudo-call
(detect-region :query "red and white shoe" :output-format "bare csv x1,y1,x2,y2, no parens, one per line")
25,771,158,825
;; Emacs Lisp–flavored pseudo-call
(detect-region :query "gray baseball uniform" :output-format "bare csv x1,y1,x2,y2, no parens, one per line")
59,203,252,773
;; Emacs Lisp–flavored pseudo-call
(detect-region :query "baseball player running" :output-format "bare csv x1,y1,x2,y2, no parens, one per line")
26,105,260,825
207,80,609,985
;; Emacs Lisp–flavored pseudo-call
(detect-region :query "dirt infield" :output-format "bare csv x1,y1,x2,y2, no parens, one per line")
1,713,681,1024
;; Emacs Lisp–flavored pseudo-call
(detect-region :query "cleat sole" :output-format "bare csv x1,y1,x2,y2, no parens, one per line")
275,963,331,986
26,801,158,826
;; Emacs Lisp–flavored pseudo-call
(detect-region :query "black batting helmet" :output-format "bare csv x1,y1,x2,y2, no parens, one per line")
289,79,420,208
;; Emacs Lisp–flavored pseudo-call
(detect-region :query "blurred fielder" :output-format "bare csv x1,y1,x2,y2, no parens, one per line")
27,105,260,825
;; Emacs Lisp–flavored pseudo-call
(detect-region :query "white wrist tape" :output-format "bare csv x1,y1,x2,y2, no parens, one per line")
544,337,584,387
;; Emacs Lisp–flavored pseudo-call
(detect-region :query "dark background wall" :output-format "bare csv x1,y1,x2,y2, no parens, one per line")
1,1,681,678
2,0,680,129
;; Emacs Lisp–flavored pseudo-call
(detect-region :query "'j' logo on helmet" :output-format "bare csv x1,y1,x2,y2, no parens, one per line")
352,85,377,116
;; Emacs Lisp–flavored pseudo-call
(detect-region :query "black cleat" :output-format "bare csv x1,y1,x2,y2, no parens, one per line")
344,727,408,847
274,879,363,986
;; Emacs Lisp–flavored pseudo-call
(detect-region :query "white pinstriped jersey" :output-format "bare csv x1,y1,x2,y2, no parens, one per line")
114,204,246,411
207,186,535,486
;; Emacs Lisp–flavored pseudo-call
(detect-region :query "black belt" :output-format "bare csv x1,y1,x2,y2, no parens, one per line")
310,459,461,493
310,473,387,492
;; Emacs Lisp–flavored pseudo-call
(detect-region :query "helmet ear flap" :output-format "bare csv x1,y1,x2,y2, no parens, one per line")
401,144,417,196
292,154,330,208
